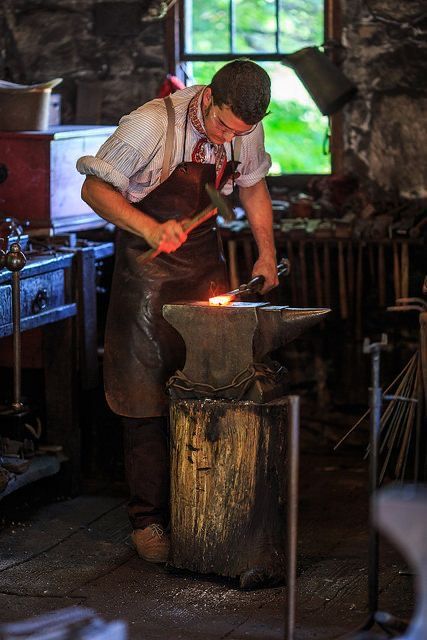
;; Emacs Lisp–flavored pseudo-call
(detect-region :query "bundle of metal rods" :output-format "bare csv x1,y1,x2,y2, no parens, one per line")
378,352,420,482
335,351,422,482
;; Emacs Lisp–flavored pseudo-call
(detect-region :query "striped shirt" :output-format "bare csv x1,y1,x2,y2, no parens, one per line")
76,85,271,203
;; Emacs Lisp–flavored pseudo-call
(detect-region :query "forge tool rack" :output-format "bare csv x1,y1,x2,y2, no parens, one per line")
163,300,329,590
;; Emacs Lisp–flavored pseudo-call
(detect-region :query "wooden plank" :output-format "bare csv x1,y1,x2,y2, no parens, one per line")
73,557,285,639
0,502,132,595
298,558,367,612
0,595,87,628
0,448,414,640
0,495,126,571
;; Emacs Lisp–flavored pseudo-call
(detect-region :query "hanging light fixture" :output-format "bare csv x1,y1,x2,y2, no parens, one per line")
281,46,357,116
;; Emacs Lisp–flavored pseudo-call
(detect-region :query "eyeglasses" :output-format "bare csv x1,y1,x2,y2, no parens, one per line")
211,102,258,137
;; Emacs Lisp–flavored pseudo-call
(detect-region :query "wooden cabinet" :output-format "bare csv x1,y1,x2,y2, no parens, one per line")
0,126,115,233
0,254,76,335
0,252,79,495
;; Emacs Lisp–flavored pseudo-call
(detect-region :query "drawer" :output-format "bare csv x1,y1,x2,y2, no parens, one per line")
0,269,65,326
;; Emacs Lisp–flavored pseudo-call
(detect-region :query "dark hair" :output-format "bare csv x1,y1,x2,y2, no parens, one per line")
210,59,271,125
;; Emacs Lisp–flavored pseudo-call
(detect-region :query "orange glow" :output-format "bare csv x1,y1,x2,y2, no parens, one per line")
208,295,234,306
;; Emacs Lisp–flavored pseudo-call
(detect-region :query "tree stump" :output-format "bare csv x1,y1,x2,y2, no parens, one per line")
169,398,287,588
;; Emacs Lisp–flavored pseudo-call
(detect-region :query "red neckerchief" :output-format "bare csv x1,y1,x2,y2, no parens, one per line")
189,89,227,189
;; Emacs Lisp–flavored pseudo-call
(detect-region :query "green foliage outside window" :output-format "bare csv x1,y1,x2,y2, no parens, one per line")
185,0,331,174
187,0,324,56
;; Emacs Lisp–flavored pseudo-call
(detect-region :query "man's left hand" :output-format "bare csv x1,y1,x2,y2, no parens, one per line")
252,256,279,294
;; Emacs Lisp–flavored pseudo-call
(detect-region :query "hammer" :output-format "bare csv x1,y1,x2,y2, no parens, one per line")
139,184,234,264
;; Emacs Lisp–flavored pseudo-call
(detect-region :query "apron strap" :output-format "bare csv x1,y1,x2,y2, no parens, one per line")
233,136,242,162
160,96,175,184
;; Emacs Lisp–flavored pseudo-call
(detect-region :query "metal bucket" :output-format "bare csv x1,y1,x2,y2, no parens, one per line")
0,78,62,131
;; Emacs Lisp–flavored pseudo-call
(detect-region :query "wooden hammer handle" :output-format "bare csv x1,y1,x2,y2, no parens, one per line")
182,207,217,234
139,205,217,265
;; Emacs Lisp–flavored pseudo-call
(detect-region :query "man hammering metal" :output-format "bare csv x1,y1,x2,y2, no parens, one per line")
76,60,279,563
0,0,425,636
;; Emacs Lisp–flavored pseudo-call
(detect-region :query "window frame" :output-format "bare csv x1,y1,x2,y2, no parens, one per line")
165,0,343,178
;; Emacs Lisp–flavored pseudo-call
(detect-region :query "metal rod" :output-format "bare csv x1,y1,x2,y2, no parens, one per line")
379,362,417,483
382,359,416,453
11,270,23,411
383,394,418,403
334,354,416,450
367,351,381,616
380,361,416,453
396,367,418,478
414,355,423,482
286,395,300,640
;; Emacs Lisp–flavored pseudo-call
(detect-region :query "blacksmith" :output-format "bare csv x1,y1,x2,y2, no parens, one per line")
76,59,278,563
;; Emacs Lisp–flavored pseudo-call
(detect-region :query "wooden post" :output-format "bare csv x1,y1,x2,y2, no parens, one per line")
169,398,288,588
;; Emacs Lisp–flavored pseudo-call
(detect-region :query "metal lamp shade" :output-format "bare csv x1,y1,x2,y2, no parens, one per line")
282,47,357,116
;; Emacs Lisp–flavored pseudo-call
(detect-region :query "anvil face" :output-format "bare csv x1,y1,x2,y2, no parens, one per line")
163,301,330,403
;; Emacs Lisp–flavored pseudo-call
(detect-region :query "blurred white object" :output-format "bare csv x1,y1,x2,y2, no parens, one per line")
0,606,127,639
374,485,427,640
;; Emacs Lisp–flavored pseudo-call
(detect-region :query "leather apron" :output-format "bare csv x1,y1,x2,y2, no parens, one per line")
104,97,238,418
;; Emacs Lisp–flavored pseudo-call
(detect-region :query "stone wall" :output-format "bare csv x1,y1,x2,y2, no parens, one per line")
0,0,168,125
341,0,427,199
1,0,426,198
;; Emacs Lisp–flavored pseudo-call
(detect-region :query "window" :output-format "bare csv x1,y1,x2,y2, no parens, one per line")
174,0,330,175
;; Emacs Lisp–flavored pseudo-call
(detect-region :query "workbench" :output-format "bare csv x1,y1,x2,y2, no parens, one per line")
0,240,114,498
220,227,425,332
0,251,77,497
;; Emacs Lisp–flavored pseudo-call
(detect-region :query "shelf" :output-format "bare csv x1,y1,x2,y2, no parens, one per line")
0,455,61,501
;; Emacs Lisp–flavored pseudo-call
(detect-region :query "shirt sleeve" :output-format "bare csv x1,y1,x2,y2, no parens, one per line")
234,123,271,188
76,100,167,195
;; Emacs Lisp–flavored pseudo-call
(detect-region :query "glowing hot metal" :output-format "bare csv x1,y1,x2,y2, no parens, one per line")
209,258,291,305
208,294,234,306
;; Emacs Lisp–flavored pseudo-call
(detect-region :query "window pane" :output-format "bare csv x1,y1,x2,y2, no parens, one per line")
184,0,324,56
234,0,277,54
185,0,231,54
187,61,330,174
263,62,329,173
279,0,324,52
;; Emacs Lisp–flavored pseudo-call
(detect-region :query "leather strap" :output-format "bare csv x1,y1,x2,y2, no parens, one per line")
233,136,242,162
160,96,175,184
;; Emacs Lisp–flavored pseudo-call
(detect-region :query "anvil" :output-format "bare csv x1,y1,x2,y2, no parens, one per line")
163,301,330,403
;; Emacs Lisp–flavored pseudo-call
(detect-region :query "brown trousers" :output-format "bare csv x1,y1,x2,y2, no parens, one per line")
121,416,170,530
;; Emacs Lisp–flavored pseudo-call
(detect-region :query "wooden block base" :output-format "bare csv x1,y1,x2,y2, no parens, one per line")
170,398,288,588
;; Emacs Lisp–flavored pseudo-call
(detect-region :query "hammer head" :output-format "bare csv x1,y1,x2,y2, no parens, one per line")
205,183,235,222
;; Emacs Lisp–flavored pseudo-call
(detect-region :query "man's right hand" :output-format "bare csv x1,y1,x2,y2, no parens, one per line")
145,219,188,253
81,177,188,253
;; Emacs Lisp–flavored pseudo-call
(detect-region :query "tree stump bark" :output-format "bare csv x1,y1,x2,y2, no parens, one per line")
169,398,288,588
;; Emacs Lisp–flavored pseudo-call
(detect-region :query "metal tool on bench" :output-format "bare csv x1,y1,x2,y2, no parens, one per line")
0,221,27,414
0,221,38,470
209,257,291,304
139,183,235,264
